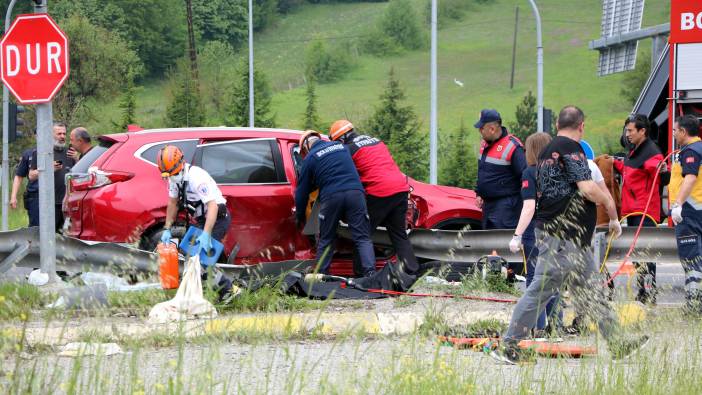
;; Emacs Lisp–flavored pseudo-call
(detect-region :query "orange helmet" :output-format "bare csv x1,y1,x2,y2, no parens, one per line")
157,145,185,177
299,130,321,156
329,120,354,141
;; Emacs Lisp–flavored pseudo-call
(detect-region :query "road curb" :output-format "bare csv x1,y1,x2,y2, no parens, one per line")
6,309,509,347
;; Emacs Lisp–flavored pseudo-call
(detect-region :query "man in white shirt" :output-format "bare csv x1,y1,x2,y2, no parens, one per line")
157,145,234,297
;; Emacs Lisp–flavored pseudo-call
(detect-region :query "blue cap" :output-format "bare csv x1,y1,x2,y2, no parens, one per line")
579,139,595,160
474,109,501,128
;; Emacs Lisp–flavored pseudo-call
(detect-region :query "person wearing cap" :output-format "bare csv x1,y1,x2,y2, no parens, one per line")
612,114,666,304
474,109,527,279
474,109,527,231
295,130,377,277
329,119,418,276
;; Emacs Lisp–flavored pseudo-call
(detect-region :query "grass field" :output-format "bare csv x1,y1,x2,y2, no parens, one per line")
78,0,669,156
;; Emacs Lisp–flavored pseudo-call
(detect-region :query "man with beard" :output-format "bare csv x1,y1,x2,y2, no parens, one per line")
10,123,75,231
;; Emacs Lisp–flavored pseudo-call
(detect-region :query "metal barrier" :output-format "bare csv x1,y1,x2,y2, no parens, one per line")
0,227,158,276
342,226,679,263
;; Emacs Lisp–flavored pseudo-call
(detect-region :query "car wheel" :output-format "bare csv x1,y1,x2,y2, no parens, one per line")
140,226,186,251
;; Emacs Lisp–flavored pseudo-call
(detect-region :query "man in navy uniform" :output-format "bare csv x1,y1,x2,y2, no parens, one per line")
474,109,528,231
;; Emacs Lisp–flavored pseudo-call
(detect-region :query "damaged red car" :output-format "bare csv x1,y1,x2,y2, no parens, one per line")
63,128,481,275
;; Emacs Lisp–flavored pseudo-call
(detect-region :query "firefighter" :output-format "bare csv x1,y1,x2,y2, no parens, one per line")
295,130,377,277
474,109,527,230
669,114,702,315
613,114,666,304
157,145,234,296
329,120,419,276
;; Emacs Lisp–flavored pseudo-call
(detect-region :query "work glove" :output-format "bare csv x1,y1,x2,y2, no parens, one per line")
608,219,622,239
509,234,522,253
671,204,683,225
196,231,213,255
160,229,172,244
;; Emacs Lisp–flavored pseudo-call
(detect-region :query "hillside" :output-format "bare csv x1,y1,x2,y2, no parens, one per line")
85,0,669,153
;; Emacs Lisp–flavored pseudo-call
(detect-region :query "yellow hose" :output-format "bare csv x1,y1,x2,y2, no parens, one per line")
598,211,661,273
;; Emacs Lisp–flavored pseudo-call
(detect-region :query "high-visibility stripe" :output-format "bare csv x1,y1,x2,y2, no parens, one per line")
484,156,510,166
500,140,515,161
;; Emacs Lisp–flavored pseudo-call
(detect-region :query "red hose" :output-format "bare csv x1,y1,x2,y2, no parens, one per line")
607,149,679,283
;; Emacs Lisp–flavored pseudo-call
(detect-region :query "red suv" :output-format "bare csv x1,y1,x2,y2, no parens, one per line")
64,128,481,275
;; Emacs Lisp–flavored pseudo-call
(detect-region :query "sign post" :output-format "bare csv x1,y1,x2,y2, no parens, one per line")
0,3,69,281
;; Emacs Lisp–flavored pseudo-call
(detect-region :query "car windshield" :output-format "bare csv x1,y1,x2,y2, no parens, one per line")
69,141,113,174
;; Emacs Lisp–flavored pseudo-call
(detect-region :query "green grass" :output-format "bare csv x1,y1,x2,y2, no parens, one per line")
74,0,671,158
0,283,46,321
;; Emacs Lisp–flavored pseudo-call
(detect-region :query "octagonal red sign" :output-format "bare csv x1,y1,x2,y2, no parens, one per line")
0,14,69,104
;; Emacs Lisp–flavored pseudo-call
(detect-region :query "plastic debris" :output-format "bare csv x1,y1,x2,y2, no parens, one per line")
149,255,217,323
27,269,49,286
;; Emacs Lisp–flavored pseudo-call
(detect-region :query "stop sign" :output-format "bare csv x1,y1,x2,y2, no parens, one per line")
0,14,69,104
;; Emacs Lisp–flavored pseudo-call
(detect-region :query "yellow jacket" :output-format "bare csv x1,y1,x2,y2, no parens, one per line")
670,138,702,210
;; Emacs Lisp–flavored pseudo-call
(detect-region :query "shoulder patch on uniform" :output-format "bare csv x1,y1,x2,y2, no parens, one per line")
197,183,209,196
522,180,529,188
686,156,696,164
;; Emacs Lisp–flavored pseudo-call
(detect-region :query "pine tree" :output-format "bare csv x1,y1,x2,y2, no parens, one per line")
165,66,206,127
226,59,276,127
440,119,477,189
302,78,321,130
115,83,137,131
366,68,428,181
508,90,537,142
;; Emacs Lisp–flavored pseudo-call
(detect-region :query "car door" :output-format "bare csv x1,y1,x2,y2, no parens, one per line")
193,138,301,264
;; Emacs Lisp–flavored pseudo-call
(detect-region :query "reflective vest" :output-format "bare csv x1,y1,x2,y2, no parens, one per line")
477,129,526,199
670,138,702,210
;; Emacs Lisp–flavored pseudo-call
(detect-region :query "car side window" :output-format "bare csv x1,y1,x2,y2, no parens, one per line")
199,140,281,184
139,140,198,165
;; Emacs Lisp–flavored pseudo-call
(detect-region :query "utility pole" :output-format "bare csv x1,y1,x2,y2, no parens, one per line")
1,0,18,231
248,0,254,127
527,0,544,132
185,0,198,80
429,0,438,184
33,0,57,280
509,6,519,90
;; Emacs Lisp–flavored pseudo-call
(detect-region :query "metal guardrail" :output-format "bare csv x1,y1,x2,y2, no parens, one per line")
343,226,679,263
0,225,680,280
0,227,158,276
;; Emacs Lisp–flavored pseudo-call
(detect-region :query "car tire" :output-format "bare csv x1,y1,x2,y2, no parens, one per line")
140,225,186,251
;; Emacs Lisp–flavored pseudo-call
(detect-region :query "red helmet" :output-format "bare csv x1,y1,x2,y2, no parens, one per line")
329,120,354,141
299,130,321,156
157,145,185,177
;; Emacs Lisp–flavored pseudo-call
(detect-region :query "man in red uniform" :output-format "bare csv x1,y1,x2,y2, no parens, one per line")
613,114,666,304
329,120,419,276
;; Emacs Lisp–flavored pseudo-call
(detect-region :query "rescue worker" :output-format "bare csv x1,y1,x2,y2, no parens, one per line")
295,130,377,277
669,114,702,315
474,109,527,230
329,119,419,276
613,114,665,304
156,145,234,296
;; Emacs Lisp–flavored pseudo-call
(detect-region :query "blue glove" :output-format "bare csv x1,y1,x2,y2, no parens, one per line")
160,229,172,244
196,231,213,256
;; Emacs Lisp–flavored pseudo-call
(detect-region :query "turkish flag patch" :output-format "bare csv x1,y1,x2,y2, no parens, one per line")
686,156,696,164
522,180,529,188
